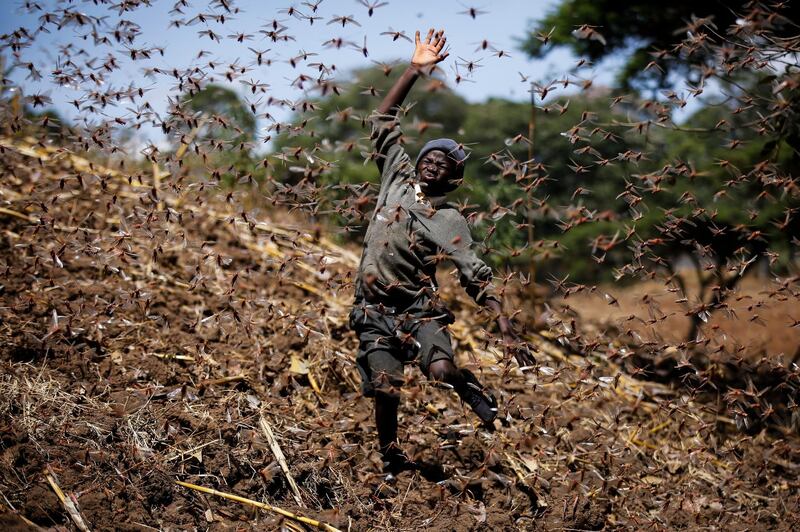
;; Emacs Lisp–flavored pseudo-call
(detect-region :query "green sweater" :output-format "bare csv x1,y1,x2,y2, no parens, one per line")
354,112,495,308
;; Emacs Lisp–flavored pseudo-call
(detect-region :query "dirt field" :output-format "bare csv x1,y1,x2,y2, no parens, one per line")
2,140,800,530
557,276,800,362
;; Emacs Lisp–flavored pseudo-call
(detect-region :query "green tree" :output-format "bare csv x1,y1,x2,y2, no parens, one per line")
518,0,800,91
517,1,799,343
180,83,256,145
168,84,257,181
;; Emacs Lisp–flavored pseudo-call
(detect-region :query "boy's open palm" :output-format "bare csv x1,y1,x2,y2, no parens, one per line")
412,28,448,67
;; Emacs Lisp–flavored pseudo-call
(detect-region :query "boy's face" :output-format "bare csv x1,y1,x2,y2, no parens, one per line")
417,150,454,193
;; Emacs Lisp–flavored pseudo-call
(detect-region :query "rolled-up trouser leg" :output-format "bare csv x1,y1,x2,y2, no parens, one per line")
414,319,456,377
355,321,403,397
365,348,404,400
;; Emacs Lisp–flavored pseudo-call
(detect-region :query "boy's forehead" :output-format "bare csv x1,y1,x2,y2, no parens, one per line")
420,150,448,160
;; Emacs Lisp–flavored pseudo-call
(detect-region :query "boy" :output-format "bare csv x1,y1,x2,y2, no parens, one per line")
349,28,532,479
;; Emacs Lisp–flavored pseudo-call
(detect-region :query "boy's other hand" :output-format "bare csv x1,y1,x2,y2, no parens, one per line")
503,331,536,368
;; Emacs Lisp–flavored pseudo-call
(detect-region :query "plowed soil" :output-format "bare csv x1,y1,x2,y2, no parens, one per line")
1,141,799,530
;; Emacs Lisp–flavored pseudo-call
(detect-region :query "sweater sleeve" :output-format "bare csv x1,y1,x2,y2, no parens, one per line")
423,209,496,305
369,111,414,189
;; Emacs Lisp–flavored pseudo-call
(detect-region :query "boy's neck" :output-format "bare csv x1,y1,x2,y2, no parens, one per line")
414,182,448,207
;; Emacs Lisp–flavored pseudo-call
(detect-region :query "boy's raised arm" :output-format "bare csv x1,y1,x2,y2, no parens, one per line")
370,29,448,177
376,28,448,116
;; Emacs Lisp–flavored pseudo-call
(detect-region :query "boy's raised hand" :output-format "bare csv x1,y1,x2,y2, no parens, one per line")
412,28,448,68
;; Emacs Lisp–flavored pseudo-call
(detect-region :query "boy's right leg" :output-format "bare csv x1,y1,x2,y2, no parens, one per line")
364,350,418,477
352,307,418,478
374,388,399,455
374,390,416,478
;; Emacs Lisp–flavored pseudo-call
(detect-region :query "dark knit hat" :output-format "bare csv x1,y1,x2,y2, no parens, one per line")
415,138,466,191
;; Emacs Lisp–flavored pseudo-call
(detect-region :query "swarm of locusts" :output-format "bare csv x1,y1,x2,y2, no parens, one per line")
0,0,799,529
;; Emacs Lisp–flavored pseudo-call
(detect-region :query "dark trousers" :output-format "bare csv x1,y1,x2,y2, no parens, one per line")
349,298,455,398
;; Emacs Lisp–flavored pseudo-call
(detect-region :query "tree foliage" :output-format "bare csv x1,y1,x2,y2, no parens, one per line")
518,0,800,90
180,83,256,145
270,3,800,298
168,84,257,178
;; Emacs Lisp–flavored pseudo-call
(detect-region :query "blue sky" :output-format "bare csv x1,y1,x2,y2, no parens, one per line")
1,0,633,147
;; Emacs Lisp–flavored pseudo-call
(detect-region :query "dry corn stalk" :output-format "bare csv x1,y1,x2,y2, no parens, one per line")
175,481,341,531
260,415,305,508
45,466,91,532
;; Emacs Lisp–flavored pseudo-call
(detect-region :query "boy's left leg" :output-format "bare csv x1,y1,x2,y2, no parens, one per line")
414,320,498,425
427,359,498,425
